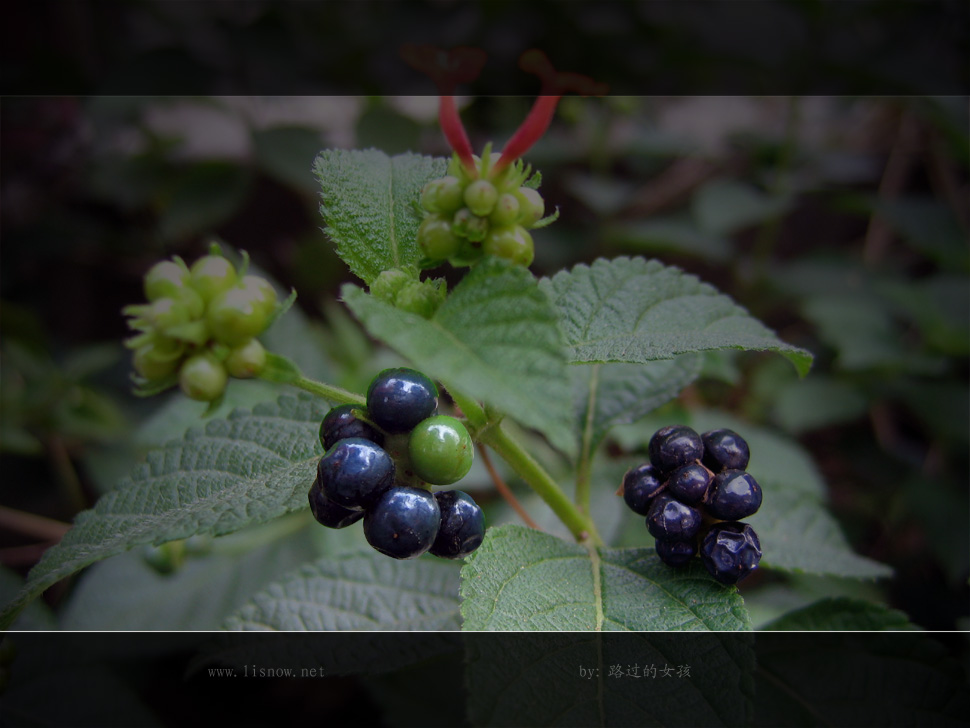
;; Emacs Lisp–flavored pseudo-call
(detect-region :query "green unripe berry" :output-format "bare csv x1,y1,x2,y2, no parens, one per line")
418,215,461,260
133,344,181,380
408,415,474,485
240,275,278,317
179,351,228,401
515,187,545,228
189,255,237,302
463,180,498,217
172,285,205,319
483,225,534,266
370,269,413,304
147,297,194,331
144,260,190,301
206,284,270,347
420,179,443,213
435,176,464,213
489,193,521,226
226,338,267,378
452,208,489,243
142,540,187,574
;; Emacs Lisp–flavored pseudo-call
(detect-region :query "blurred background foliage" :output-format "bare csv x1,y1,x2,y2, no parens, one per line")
0,2,967,645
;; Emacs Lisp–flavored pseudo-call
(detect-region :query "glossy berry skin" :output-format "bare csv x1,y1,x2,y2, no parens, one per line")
364,486,441,560
515,187,545,227
429,490,485,559
622,463,665,516
318,404,384,451
366,368,438,434
667,463,713,506
308,477,365,529
463,179,498,217
655,538,697,568
646,494,702,542
707,470,763,521
206,285,270,347
408,415,473,485
489,193,520,227
648,425,704,476
317,438,395,511
702,429,750,473
700,522,762,585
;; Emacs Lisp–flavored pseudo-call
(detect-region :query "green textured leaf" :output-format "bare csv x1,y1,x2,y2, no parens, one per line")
314,149,446,284
59,522,319,631
756,490,893,579
761,597,916,631
541,257,812,376
1,393,327,629
460,525,751,631
224,552,461,631
574,355,702,457
343,258,575,456
467,632,755,728
754,633,970,727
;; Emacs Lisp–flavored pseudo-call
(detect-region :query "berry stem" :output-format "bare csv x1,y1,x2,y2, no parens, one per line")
289,375,366,407
477,444,540,530
480,424,603,547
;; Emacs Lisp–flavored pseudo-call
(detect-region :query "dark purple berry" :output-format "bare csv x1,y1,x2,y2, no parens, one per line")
707,470,763,521
655,538,697,567
666,463,713,505
364,486,441,560
700,522,762,585
429,490,485,559
308,477,364,529
366,368,439,433
622,463,665,515
648,425,704,476
646,494,702,542
701,429,750,472
319,404,385,451
317,438,395,511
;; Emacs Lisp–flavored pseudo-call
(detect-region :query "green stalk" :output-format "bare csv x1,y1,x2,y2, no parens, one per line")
481,425,603,547
290,375,366,406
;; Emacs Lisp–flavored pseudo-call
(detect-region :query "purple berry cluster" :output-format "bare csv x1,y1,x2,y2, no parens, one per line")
622,425,763,585
308,368,485,561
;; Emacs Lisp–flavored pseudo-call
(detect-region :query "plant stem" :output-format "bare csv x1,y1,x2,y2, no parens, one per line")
480,425,603,547
477,444,540,530
290,376,366,406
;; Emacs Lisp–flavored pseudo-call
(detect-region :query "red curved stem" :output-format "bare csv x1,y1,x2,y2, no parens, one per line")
439,95,477,177
493,95,561,175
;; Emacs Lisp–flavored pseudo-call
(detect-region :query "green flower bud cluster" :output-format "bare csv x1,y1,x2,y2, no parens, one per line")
417,151,549,269
123,251,279,402
370,269,447,318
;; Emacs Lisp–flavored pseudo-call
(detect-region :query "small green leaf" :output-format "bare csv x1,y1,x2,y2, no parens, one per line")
343,258,576,457
541,257,813,376
315,149,447,284
761,597,916,631
1,393,327,629
224,552,461,631
460,525,751,631
258,351,302,384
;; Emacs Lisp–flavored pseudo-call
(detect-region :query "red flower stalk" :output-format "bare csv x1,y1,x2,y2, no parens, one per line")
492,50,608,176
401,43,485,177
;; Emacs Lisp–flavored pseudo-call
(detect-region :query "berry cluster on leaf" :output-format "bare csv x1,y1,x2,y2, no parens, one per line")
308,367,485,560
123,246,281,403
622,425,763,584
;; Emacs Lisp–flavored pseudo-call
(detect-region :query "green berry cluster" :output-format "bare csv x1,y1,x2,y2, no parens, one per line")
417,152,549,269
123,251,278,402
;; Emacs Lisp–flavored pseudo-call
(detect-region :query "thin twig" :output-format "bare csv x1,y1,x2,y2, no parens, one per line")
477,443,540,530
0,506,71,541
